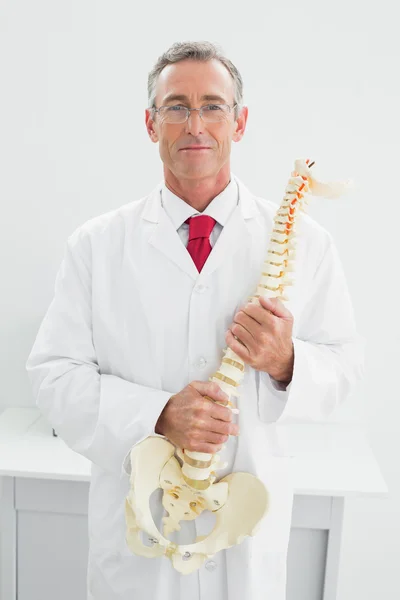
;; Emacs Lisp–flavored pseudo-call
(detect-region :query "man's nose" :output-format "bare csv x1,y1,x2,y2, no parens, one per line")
185,110,204,136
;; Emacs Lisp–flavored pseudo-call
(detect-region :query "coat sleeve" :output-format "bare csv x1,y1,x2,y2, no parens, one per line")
25,228,172,476
257,230,366,424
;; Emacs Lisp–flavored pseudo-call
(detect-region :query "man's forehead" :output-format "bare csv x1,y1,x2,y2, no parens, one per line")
157,60,234,103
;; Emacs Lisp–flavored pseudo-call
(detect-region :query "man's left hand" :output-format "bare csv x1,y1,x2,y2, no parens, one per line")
225,296,295,384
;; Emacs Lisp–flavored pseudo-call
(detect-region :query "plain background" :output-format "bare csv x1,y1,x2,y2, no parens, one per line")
0,0,398,598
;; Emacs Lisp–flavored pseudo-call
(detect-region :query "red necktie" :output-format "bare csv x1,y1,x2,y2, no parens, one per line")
186,215,216,272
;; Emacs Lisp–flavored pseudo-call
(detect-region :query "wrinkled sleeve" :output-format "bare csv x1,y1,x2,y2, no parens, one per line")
25,228,172,475
257,231,365,424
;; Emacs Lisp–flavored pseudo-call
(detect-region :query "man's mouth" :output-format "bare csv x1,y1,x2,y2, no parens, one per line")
180,147,212,151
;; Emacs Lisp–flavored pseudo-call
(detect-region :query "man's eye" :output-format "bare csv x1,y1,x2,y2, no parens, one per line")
204,104,222,111
167,105,186,111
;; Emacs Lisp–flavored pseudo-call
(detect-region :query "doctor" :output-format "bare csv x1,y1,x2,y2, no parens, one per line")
26,41,365,600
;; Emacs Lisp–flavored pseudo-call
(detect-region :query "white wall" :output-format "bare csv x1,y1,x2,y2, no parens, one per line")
1,1,398,598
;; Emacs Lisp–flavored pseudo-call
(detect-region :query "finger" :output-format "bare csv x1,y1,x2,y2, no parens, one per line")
203,431,229,445
225,329,251,360
241,301,270,325
186,441,223,454
233,310,259,337
230,323,254,350
259,295,293,319
190,381,229,405
207,417,239,437
208,403,233,423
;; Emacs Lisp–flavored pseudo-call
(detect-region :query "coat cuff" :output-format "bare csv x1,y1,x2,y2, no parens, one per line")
90,374,173,476
91,374,172,477
268,375,292,392
274,336,336,422
257,367,292,423
259,335,364,424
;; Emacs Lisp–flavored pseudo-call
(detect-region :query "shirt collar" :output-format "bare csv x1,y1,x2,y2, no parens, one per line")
160,175,239,230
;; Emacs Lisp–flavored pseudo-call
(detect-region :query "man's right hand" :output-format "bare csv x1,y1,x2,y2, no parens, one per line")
155,381,239,454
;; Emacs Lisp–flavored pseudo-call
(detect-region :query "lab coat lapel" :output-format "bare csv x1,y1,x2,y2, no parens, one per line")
199,204,247,278
200,174,261,279
143,183,199,281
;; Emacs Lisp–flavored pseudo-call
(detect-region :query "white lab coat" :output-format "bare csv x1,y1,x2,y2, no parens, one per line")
26,173,365,600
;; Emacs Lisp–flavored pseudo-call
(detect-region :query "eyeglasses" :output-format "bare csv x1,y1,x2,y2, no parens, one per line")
152,103,238,124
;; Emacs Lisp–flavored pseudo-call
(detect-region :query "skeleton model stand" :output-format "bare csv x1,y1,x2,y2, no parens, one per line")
125,159,351,573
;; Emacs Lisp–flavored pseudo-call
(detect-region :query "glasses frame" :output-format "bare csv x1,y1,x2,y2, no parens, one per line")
151,103,238,123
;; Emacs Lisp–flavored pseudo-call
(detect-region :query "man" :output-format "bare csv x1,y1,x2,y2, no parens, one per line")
26,41,365,599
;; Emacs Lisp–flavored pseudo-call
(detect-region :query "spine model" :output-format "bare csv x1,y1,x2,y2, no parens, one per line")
125,158,351,573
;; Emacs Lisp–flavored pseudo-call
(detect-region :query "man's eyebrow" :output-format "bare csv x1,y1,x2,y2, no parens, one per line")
162,93,228,104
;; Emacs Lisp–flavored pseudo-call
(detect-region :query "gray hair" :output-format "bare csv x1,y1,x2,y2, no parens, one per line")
147,41,243,121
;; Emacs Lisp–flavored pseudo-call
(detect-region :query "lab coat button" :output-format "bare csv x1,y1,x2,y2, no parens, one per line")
195,285,207,293
205,560,217,571
197,357,207,369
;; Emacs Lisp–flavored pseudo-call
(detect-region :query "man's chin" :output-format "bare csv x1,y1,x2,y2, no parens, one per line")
179,160,215,171
180,167,216,179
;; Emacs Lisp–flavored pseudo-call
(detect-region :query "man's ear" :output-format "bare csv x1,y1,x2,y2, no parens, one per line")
149,128,159,143
145,109,159,142
232,105,248,143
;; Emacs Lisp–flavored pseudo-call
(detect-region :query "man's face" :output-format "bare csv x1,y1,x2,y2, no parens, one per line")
145,59,248,180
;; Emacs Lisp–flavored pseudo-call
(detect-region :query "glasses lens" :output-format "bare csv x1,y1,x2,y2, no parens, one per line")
201,105,230,122
161,106,188,124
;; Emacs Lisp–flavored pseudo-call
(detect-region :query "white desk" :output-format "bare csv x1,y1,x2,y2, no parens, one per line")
0,408,388,600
